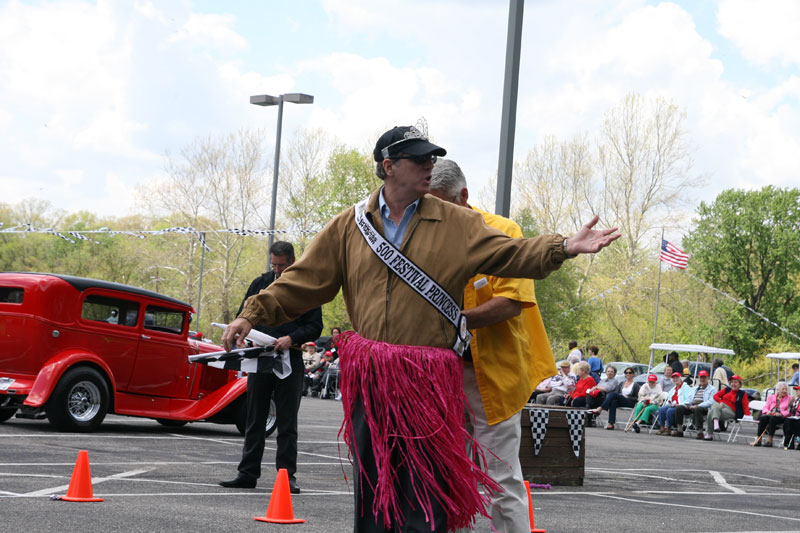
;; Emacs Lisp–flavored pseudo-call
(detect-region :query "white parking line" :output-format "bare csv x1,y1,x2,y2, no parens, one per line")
633,491,799,496
0,460,343,467
0,472,65,479
0,434,208,439
591,493,800,522
1,490,355,499
23,468,154,497
709,469,746,494
590,468,709,485
168,433,240,446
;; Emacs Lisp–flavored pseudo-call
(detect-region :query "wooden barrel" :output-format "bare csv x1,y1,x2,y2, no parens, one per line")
519,404,586,486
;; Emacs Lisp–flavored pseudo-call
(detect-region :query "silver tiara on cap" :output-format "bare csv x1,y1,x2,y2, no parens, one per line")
381,117,430,159
405,117,429,139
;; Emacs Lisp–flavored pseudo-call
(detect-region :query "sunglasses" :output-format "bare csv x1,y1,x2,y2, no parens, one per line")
391,154,437,166
624,371,634,375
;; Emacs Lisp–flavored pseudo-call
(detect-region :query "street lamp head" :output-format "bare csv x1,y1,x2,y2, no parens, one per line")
282,93,314,104
250,94,280,106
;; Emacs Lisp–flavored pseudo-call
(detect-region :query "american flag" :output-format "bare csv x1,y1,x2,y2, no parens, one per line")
660,240,689,269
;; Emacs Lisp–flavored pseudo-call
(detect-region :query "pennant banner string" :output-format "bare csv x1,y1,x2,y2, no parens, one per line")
0,224,319,254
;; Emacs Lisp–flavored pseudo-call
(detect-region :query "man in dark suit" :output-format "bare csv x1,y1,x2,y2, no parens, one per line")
219,241,322,493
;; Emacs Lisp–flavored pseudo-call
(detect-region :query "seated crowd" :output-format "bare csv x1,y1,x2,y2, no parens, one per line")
532,345,800,448
301,327,342,399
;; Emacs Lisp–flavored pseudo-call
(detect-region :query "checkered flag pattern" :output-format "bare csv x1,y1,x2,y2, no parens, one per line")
188,346,277,374
528,409,549,456
565,409,584,457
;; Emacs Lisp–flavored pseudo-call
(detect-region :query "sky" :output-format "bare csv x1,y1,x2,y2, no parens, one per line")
1,0,799,237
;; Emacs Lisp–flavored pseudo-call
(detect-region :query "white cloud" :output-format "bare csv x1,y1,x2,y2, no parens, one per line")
102,172,136,214
718,0,800,67
167,13,247,51
134,0,166,23
298,53,477,152
56,170,85,189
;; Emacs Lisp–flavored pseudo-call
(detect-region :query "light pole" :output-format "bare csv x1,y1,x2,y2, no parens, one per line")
250,92,314,250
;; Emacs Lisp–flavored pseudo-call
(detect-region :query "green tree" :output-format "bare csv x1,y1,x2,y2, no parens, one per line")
514,207,585,350
684,186,800,359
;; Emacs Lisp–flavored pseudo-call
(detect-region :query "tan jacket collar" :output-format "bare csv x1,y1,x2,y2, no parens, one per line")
366,188,443,228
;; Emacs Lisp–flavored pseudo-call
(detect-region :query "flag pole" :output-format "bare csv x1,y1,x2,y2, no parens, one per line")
649,228,665,370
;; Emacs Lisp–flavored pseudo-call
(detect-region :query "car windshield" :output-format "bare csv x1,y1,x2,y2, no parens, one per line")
650,362,667,373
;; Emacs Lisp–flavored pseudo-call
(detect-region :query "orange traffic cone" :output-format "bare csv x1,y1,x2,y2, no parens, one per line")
61,450,104,502
525,480,546,532
254,468,305,524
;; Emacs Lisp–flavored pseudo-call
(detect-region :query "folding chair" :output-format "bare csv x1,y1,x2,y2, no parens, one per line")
728,400,765,443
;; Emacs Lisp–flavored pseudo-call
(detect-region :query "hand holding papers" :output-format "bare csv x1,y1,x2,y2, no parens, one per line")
186,322,292,378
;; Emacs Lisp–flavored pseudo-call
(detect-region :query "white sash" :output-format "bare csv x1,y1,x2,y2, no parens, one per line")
354,198,472,356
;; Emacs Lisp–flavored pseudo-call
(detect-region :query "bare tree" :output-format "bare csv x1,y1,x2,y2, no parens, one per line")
138,128,270,325
598,93,697,266
278,129,331,251
512,133,596,235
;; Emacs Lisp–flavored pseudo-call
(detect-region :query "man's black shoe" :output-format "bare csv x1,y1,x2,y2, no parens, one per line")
289,477,301,494
219,476,257,489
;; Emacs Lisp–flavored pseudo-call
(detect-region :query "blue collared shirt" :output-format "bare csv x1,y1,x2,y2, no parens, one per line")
378,187,420,248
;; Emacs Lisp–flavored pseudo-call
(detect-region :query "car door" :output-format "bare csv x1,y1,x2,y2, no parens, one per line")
77,291,141,390
127,303,194,399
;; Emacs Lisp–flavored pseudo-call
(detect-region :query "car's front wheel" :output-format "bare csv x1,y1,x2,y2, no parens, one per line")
46,367,109,432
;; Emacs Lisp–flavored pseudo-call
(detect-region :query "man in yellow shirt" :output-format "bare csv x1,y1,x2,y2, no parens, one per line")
430,159,556,532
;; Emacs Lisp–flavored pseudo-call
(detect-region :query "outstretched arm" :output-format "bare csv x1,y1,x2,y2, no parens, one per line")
564,215,620,255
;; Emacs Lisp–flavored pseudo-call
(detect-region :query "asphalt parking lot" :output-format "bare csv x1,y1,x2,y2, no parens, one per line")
2,398,799,533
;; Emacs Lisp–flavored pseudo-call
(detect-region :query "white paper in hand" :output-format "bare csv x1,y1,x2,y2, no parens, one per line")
211,322,292,379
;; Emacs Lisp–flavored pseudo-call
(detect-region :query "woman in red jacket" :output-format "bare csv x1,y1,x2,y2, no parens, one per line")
566,361,597,408
701,374,750,441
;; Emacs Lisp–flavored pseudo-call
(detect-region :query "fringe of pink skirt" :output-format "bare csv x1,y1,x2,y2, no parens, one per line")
336,331,500,530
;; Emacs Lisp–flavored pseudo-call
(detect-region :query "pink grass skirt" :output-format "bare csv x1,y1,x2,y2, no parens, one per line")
336,331,500,531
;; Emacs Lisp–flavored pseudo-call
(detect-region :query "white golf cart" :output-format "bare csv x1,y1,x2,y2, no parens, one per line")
644,343,735,388
765,352,800,396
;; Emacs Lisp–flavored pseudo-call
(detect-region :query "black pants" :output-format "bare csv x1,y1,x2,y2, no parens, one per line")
237,351,304,482
783,418,800,447
757,414,785,438
351,396,447,533
569,396,588,408
601,392,636,424
587,393,606,410
673,405,691,428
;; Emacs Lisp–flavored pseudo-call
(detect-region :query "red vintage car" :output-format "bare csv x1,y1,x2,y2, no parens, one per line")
0,272,275,434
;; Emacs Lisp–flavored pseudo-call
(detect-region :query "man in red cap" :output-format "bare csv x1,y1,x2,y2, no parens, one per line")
703,374,750,440
656,371,691,435
221,123,620,532
303,341,319,369
673,369,717,438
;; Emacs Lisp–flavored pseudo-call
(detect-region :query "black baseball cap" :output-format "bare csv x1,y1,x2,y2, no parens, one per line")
373,125,446,162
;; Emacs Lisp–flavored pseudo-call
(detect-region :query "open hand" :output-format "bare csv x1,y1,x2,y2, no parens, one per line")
564,215,621,255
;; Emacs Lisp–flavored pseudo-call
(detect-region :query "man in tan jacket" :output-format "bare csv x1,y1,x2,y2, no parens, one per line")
222,123,619,532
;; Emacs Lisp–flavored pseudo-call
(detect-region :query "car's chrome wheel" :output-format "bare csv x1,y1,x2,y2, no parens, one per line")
46,367,109,432
67,380,103,422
